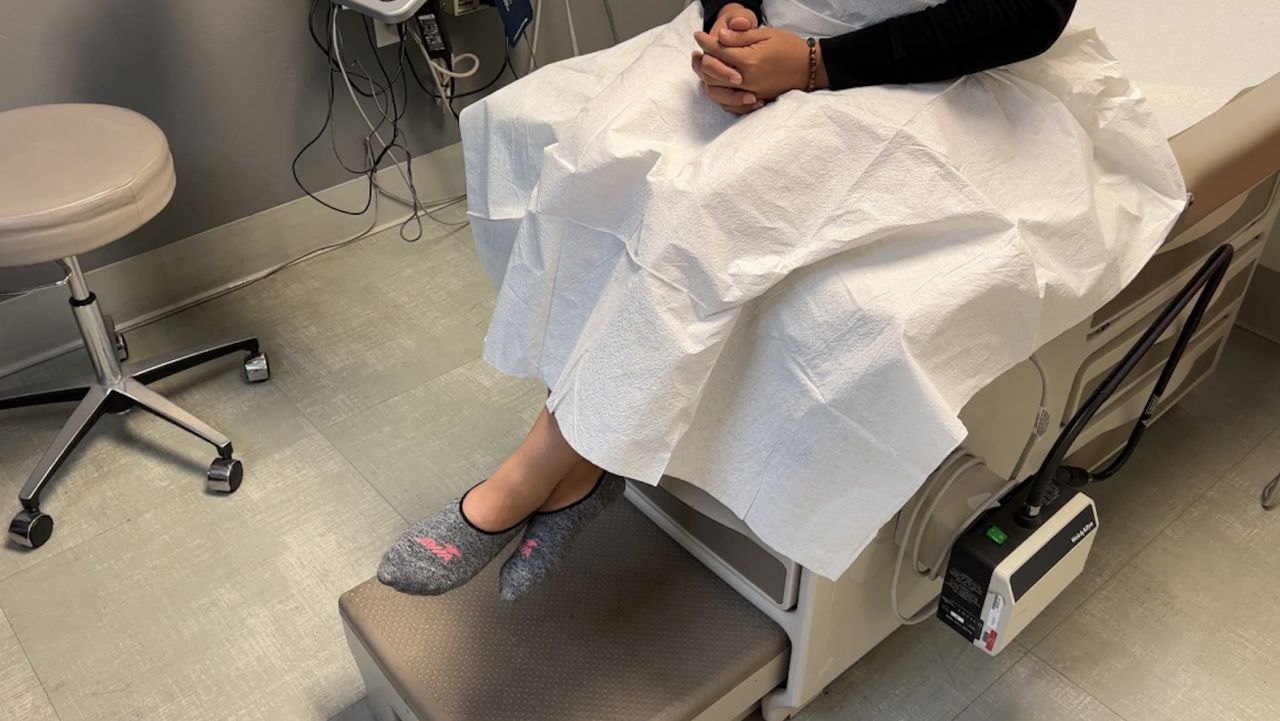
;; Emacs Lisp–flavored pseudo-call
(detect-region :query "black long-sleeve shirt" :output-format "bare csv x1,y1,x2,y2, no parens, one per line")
700,0,1076,90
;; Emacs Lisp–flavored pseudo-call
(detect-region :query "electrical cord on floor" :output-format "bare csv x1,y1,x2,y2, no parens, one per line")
374,181,471,227
131,191,469,332
1263,473,1280,510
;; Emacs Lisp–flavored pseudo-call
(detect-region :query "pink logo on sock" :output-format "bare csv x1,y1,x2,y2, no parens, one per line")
519,539,540,559
416,537,461,563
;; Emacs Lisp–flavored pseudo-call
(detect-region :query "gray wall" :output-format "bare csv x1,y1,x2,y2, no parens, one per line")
0,0,684,288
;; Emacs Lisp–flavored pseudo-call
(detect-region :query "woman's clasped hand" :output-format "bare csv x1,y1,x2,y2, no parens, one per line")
691,2,829,115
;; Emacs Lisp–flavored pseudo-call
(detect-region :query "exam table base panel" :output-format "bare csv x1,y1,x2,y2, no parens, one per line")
339,501,790,721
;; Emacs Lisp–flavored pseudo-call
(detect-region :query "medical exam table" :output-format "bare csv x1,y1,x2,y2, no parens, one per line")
338,24,1280,721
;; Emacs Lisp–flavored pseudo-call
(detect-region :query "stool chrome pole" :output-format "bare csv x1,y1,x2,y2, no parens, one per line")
59,257,123,385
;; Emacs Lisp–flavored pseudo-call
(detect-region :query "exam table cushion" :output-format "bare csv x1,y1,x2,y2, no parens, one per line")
1169,74,1280,234
0,104,175,268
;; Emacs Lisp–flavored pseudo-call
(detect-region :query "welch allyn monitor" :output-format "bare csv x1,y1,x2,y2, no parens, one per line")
939,243,1233,655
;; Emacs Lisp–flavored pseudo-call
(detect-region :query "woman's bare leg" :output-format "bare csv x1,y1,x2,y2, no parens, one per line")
462,408,585,531
537,457,605,511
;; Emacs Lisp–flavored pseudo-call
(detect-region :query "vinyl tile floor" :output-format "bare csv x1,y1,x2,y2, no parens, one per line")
2,214,1279,721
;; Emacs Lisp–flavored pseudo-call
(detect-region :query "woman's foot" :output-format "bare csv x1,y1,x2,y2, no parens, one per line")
499,472,626,601
378,485,527,596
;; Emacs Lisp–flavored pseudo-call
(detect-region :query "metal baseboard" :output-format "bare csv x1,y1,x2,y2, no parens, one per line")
339,500,790,721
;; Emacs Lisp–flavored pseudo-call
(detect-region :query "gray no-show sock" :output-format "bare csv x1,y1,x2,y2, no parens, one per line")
378,488,526,597
499,473,625,601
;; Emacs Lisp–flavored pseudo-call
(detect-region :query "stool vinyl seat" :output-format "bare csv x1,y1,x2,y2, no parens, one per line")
0,103,175,267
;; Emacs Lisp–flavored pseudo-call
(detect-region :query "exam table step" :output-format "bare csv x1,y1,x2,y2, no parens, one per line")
340,500,790,721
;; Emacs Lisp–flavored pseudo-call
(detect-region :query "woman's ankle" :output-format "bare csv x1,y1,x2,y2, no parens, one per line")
460,479,541,532
537,461,603,512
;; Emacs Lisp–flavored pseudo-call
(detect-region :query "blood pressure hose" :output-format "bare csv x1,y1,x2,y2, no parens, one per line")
1017,243,1235,527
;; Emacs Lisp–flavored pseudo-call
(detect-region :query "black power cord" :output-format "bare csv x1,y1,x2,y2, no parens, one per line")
1018,244,1236,527
292,5,378,216
294,3,512,227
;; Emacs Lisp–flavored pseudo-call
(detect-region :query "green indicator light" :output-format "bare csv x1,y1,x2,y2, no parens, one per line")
986,526,1009,545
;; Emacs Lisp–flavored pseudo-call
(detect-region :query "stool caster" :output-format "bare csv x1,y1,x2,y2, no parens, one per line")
207,457,243,494
243,353,270,384
9,510,54,549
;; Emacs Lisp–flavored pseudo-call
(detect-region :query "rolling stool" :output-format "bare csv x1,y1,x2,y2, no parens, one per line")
0,104,270,549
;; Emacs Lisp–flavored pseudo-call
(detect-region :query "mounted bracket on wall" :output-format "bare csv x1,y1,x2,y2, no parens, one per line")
333,0,433,24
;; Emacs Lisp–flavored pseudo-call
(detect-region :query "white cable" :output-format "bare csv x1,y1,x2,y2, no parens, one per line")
403,25,447,104
891,452,980,625
433,52,481,79
531,0,544,59
910,456,982,576
921,353,1049,583
429,60,452,114
119,193,468,336
563,0,581,57
524,33,539,70
347,55,462,233
374,183,470,226
334,10,387,146
407,31,479,82
1008,352,1051,483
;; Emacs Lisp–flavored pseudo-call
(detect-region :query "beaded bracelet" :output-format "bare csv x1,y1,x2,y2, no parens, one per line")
806,37,818,92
